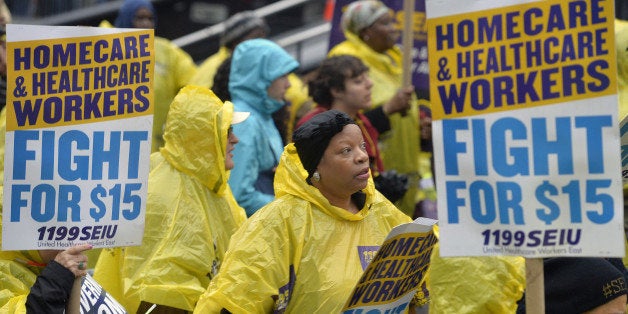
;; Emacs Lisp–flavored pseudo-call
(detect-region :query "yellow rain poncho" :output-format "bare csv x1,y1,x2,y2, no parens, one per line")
0,237,44,313
427,247,526,313
93,86,245,312
329,31,429,215
194,142,419,313
150,37,198,153
189,46,231,89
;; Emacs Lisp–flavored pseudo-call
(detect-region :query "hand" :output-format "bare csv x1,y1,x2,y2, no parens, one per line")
52,243,92,277
382,86,413,116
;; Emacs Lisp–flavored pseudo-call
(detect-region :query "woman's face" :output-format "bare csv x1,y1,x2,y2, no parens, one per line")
224,126,239,170
267,75,291,101
315,124,370,198
362,12,400,53
133,7,155,29
333,72,373,114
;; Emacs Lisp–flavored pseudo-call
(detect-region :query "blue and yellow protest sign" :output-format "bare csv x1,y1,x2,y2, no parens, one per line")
66,274,127,313
428,0,624,257
2,24,154,250
342,218,437,313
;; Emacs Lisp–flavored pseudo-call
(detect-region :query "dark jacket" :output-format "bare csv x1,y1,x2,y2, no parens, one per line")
26,261,74,313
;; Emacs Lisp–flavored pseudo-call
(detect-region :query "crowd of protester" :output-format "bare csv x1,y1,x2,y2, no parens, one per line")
0,0,628,313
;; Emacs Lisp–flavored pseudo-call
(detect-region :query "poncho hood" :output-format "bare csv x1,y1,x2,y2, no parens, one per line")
160,86,233,194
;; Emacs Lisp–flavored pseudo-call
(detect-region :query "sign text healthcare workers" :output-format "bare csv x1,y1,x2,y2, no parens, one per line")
427,0,624,257
2,24,154,250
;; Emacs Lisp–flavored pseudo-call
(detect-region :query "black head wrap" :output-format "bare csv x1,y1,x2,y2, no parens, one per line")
292,110,355,184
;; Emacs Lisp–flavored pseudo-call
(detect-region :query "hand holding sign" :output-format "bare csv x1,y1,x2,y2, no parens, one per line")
383,85,413,116
40,243,93,277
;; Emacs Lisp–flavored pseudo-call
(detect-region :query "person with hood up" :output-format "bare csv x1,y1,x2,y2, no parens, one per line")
194,110,427,312
92,86,249,313
227,38,299,216
328,0,434,216
112,0,198,153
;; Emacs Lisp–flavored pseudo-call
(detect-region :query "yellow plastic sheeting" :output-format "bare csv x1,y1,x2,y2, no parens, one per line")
428,241,526,313
190,46,231,89
284,73,313,142
0,211,43,313
0,260,36,313
150,37,198,152
93,86,245,312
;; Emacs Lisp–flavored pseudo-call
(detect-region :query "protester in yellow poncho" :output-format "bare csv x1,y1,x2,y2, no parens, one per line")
194,110,425,313
93,86,247,312
328,0,433,215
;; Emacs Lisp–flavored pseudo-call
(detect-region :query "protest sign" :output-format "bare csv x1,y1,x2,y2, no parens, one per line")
2,24,154,250
342,217,437,313
67,273,127,314
427,0,623,258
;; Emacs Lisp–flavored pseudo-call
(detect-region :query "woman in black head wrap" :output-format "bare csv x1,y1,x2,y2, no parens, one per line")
195,109,424,312
292,110,369,212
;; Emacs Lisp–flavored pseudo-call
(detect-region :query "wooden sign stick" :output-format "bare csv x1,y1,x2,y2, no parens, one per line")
525,258,545,314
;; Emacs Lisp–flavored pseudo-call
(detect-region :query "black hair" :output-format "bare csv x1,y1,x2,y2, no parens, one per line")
308,55,369,109
213,56,232,102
